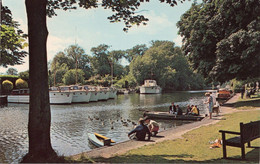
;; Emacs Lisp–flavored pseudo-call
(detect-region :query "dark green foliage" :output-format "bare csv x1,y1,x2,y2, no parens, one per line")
177,0,260,83
130,40,205,90
0,5,28,67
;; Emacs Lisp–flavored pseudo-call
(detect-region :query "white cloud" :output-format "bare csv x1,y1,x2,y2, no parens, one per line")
128,11,175,35
173,35,183,47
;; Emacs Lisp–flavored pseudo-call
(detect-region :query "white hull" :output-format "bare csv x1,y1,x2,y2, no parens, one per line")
89,91,99,102
71,91,91,103
109,90,117,99
8,92,73,104
7,95,29,104
98,91,108,100
140,86,162,94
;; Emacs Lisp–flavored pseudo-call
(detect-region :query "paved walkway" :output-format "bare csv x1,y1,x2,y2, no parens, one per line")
72,94,240,160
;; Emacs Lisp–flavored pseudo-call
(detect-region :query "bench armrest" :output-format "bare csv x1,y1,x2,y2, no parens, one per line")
219,130,241,135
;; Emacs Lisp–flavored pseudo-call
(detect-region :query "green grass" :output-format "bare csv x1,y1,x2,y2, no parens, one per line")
235,93,260,109
82,110,260,163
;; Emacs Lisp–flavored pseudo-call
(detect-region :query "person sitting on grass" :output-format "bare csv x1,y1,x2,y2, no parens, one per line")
144,116,159,136
128,118,151,141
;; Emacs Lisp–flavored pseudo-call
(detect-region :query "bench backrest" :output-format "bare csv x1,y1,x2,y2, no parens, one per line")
240,120,260,143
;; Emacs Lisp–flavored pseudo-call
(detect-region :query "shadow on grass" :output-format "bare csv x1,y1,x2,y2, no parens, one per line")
86,148,259,163
234,99,260,108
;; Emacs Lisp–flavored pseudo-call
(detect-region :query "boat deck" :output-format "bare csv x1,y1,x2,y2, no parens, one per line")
143,111,205,121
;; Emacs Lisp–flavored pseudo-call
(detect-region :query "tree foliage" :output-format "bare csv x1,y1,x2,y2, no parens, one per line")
0,5,28,67
130,40,204,90
6,68,18,75
62,69,85,85
177,0,260,83
2,80,13,92
16,78,29,89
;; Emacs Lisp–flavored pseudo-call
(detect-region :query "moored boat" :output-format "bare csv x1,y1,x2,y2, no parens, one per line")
140,80,162,94
143,111,205,121
88,132,116,147
109,87,117,99
8,88,73,104
69,85,91,103
83,85,99,102
216,88,232,100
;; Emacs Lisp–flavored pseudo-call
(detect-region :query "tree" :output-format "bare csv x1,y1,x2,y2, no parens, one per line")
23,0,186,161
125,44,148,62
2,80,13,92
6,68,18,75
62,69,85,85
0,4,28,67
177,0,260,83
16,78,29,89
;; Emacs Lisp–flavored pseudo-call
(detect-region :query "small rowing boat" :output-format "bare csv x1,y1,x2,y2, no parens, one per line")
143,111,205,121
88,133,116,147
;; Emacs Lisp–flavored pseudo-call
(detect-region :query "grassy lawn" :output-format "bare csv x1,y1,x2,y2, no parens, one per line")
235,93,260,109
71,109,260,163
66,94,260,163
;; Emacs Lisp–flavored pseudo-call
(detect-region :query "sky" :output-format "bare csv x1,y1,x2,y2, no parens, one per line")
1,0,200,74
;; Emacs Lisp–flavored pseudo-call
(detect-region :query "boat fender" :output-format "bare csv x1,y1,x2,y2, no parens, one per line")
104,138,111,146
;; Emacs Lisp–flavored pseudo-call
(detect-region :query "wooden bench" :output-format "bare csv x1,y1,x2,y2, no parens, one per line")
219,120,260,159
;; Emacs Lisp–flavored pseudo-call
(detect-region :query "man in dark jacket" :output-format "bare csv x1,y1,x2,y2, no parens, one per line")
169,102,176,114
128,118,151,141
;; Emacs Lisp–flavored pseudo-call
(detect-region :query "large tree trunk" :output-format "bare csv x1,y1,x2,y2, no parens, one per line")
23,0,56,162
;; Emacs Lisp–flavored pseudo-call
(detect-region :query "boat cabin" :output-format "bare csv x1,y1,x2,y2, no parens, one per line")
11,89,30,95
143,80,157,87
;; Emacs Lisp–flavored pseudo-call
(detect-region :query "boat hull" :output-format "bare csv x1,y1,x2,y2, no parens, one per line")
8,92,73,104
143,111,205,121
140,86,162,94
88,133,115,147
89,91,99,102
71,91,91,103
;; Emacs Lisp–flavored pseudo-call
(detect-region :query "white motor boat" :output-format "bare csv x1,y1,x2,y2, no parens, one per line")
69,85,91,103
140,80,162,94
109,87,117,99
8,88,73,104
83,85,99,102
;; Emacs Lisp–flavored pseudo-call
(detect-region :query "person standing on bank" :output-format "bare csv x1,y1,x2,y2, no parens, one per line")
241,85,245,99
204,92,213,119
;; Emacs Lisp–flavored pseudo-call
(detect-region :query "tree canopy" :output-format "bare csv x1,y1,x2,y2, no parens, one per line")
177,0,260,83
0,5,28,67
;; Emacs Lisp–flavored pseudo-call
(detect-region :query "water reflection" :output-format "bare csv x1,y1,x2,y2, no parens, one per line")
0,91,210,163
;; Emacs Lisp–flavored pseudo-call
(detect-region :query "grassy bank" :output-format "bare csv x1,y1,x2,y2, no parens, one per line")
234,93,260,109
69,109,260,163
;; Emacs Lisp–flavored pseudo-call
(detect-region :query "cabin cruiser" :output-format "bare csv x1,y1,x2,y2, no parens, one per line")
96,87,110,100
140,80,162,94
83,85,99,102
8,88,73,104
58,85,91,103
109,87,117,99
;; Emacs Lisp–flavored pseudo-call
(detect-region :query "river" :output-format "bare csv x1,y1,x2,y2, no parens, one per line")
0,91,213,163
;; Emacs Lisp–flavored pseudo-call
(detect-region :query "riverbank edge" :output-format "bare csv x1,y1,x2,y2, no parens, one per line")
70,94,241,160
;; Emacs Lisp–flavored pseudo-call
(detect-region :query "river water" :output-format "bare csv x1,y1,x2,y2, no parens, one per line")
0,91,212,163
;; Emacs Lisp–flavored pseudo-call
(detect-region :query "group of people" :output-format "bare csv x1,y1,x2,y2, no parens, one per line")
169,102,199,116
169,102,183,115
128,116,159,141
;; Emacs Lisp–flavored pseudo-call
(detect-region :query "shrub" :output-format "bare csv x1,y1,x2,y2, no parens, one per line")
2,80,13,92
16,78,28,89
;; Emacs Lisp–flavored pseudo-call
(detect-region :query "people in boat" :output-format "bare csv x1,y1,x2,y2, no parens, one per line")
204,92,213,119
190,105,199,116
169,102,176,114
144,116,159,136
128,118,151,141
176,105,183,115
185,105,192,115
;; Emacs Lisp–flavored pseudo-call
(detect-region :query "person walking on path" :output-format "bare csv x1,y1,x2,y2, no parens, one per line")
204,92,213,119
128,118,151,141
241,85,245,99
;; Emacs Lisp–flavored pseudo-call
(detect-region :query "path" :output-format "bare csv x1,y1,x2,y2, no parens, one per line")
71,94,240,160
